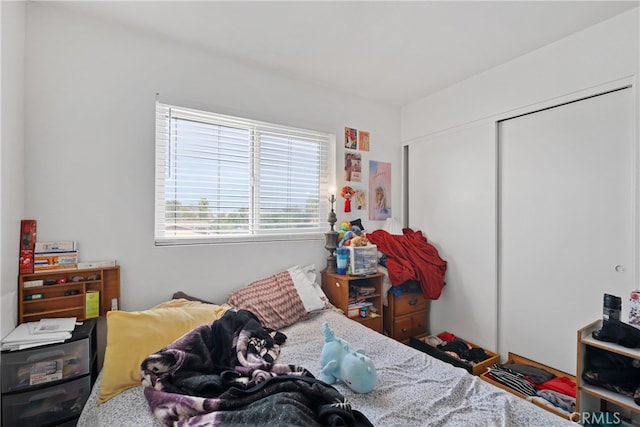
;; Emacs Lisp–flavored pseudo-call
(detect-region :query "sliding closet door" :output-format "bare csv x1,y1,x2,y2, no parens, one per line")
499,87,635,375
408,122,497,348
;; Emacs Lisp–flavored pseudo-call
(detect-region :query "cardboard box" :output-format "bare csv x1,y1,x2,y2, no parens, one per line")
35,241,77,253
19,220,37,274
85,290,100,318
34,251,78,272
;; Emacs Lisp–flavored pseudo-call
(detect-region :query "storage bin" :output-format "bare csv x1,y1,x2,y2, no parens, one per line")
348,245,378,275
480,352,576,420
2,375,90,426
1,338,89,393
409,332,499,375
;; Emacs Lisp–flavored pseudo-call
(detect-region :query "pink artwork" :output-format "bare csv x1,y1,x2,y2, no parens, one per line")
369,161,391,220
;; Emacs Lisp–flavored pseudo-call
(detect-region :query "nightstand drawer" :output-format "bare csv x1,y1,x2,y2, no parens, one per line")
2,338,90,393
392,293,428,316
2,374,91,427
393,312,428,342
394,317,414,342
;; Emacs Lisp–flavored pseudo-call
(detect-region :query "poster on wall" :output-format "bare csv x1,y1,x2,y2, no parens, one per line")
345,152,362,182
355,189,367,211
358,130,370,152
369,161,391,220
344,127,357,149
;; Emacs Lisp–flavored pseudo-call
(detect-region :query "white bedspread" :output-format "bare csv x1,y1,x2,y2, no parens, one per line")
79,309,575,426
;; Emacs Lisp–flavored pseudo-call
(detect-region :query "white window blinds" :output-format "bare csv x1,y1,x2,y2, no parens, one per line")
155,103,333,245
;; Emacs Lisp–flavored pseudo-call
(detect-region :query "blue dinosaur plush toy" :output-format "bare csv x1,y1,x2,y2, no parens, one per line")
319,322,377,393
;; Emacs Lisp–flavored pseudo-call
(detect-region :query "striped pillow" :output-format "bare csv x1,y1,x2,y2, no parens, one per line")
227,270,308,330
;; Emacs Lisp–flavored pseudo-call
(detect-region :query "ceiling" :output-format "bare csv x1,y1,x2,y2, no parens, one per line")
51,1,639,108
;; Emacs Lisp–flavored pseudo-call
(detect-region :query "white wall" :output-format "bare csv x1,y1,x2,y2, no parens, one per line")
402,9,639,142
401,9,639,353
1,1,26,339
20,2,400,312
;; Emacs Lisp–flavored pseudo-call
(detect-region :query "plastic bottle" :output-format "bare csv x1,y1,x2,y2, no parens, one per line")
603,293,622,321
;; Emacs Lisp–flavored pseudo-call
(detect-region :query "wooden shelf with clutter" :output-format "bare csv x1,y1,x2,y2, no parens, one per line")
321,271,384,333
18,265,120,323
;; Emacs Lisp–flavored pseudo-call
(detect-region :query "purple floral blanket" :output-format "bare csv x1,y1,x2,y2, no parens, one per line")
140,309,372,426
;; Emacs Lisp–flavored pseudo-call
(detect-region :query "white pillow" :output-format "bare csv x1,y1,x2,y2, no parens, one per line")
288,265,326,312
301,264,332,311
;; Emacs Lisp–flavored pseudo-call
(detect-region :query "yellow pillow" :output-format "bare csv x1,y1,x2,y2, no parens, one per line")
97,303,230,404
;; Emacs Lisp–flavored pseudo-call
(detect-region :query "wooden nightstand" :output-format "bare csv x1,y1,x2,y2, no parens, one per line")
384,290,429,344
321,272,383,333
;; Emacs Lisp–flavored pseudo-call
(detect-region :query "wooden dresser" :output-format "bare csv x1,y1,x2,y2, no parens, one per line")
384,291,429,344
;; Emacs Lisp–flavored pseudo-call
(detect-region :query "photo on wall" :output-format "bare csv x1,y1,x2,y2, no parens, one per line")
345,152,362,182
369,160,391,220
344,127,357,150
355,189,367,211
358,130,370,152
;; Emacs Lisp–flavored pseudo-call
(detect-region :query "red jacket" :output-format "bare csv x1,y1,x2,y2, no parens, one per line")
367,228,447,300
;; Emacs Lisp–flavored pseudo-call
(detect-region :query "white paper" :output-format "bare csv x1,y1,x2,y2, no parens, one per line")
31,317,77,334
1,322,71,343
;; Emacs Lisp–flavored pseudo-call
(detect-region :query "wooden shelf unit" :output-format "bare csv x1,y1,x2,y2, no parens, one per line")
18,266,120,323
577,319,640,420
321,272,383,333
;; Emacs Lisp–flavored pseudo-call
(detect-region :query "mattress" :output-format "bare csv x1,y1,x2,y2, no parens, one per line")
78,309,574,426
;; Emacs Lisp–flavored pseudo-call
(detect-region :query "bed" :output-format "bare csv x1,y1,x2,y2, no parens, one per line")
77,265,575,426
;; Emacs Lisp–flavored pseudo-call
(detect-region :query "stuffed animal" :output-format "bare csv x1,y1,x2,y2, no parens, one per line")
350,235,369,247
338,225,369,247
319,322,377,393
338,221,351,241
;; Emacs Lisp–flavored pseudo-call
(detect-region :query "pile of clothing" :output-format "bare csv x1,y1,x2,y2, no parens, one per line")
367,228,447,300
485,363,576,414
425,332,490,364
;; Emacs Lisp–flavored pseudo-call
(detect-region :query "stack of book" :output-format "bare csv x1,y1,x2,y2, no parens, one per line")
34,241,78,272
1,318,76,351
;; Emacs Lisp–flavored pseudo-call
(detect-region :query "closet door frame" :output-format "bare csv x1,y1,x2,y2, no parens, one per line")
497,85,636,374
403,76,638,363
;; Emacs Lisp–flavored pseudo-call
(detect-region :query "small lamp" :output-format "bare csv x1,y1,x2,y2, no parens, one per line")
323,194,338,273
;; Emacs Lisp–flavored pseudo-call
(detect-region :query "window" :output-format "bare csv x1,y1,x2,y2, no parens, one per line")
155,103,334,245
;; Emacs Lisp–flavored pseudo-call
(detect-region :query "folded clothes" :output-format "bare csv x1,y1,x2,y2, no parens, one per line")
587,345,640,370
486,364,538,396
537,376,576,398
438,339,471,360
593,318,640,348
535,389,575,413
583,370,636,398
436,339,490,363
424,335,444,347
437,332,457,341
506,363,555,385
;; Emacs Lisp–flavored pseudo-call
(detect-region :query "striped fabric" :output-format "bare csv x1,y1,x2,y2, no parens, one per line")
227,270,307,330
487,364,538,396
